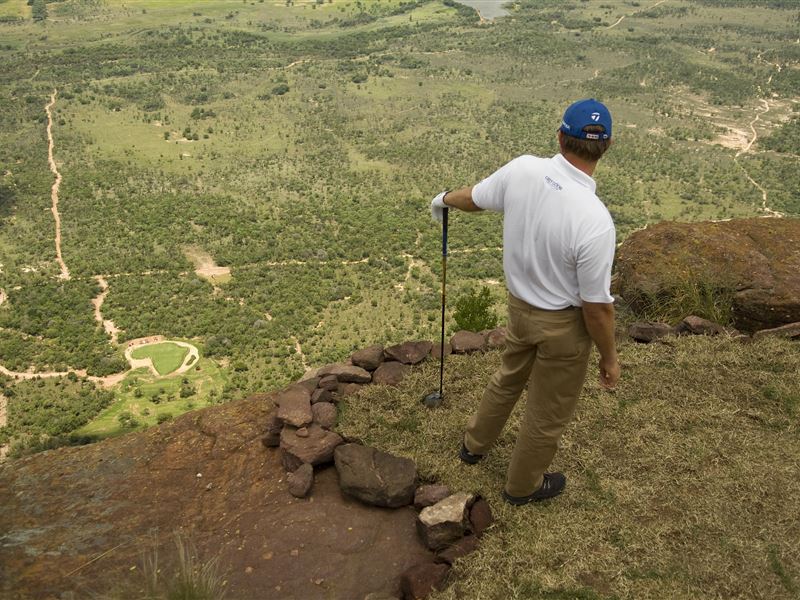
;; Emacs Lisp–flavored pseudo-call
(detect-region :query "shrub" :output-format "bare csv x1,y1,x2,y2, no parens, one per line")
453,287,498,332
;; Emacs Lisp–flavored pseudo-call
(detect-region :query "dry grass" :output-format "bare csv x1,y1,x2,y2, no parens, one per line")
337,335,800,599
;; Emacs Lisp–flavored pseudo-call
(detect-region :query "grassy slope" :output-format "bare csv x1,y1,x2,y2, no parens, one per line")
338,335,800,599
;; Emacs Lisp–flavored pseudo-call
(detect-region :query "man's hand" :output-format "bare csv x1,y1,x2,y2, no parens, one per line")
598,355,620,390
430,191,448,223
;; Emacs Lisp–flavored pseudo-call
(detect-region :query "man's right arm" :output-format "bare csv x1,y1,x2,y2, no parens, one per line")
581,301,620,389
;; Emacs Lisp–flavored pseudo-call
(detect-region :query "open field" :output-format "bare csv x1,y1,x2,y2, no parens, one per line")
130,340,189,375
0,0,798,449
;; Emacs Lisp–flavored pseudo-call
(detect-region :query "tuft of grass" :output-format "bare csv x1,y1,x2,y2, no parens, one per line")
337,335,800,599
98,533,226,600
630,278,735,326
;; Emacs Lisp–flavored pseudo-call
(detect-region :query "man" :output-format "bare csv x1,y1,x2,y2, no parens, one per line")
430,98,620,506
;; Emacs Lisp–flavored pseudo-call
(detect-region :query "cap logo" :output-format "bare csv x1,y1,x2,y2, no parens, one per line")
591,112,601,122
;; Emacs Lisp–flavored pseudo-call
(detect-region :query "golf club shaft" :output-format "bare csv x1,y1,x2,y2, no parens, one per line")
439,208,448,396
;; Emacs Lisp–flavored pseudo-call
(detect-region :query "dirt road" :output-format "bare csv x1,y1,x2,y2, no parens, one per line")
45,90,70,281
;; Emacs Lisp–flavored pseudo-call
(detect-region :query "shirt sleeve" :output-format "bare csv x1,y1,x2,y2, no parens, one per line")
576,227,616,304
471,156,523,213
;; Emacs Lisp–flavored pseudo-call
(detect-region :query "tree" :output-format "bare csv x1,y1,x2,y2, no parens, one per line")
31,0,47,21
453,287,498,332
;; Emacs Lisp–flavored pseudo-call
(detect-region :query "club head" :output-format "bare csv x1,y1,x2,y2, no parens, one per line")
422,391,443,409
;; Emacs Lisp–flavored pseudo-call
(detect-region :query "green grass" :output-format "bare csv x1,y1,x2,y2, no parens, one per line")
131,342,190,376
337,335,800,599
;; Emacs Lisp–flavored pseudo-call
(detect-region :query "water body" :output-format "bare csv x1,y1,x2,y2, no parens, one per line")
457,0,510,21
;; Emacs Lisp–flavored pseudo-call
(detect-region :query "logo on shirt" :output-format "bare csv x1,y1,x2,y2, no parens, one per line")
544,176,563,191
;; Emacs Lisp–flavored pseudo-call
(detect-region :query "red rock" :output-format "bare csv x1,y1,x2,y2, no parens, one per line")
311,388,333,404
287,463,314,498
469,497,493,537
276,387,313,428
675,315,725,336
400,562,450,600
318,364,372,383
280,424,343,471
414,485,451,511
752,321,800,341
260,409,283,448
484,327,507,349
450,331,486,354
318,375,339,391
312,402,337,429
436,534,479,565
335,444,417,508
427,342,452,362
385,341,433,365
351,344,385,371
293,377,320,393
628,321,674,343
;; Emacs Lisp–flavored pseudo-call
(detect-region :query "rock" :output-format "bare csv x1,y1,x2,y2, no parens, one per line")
416,492,474,551
364,594,400,600
261,410,283,448
338,382,364,397
312,402,337,429
399,562,450,600
280,424,343,471
294,377,320,394
372,361,411,387
614,218,800,332
414,485,451,511
469,497,493,537
287,464,314,498
675,315,726,336
385,341,433,365
436,534,479,565
450,331,486,354
311,388,333,404
318,364,372,383
628,321,674,343
351,344,385,371
276,387,313,428
334,444,417,508
752,321,800,341
296,427,309,438
484,327,507,349
318,375,339,391
427,342,452,362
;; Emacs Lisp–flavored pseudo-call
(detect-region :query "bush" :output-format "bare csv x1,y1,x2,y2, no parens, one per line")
156,413,173,424
453,287,498,332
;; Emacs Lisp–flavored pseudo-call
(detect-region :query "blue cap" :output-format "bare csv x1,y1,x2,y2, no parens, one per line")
559,98,612,140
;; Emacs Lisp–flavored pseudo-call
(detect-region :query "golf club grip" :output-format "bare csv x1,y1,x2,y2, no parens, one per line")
442,207,448,257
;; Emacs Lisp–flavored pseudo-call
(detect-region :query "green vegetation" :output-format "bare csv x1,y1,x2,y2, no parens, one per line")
338,334,800,600
453,286,498,332
0,0,797,450
131,342,190,375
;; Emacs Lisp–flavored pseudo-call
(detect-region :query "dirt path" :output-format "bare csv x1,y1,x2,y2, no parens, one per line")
91,276,120,344
291,335,309,372
0,393,7,428
45,90,70,281
606,0,668,30
0,288,6,306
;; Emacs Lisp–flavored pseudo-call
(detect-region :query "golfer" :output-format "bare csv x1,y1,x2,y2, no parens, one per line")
430,99,620,505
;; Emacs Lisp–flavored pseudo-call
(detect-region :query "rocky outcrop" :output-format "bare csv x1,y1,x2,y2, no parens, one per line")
334,444,417,508
276,386,313,427
615,218,800,332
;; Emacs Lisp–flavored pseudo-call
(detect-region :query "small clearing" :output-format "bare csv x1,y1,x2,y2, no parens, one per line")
182,245,231,285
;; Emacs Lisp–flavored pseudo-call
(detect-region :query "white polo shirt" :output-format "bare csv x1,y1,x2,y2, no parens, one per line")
471,153,616,310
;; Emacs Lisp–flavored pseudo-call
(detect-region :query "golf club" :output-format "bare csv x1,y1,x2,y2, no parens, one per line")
422,207,448,409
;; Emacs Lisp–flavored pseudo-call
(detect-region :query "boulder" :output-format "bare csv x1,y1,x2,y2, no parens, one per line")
752,321,800,341
414,485,451,511
338,382,364,397
614,218,800,332
311,388,333,404
628,321,674,343
293,377,320,394
280,424,343,471
260,409,283,448
318,364,372,384
484,327,507,349
276,387,313,428
675,315,726,336
469,497,493,537
427,342,452,362
450,331,486,354
287,463,314,498
416,492,474,551
312,402,337,430
334,444,417,508
351,344,385,371
372,361,411,387
436,534,479,565
318,375,340,391
385,341,433,365
399,562,450,600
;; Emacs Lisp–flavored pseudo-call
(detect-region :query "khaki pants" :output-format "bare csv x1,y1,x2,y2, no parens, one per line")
464,293,591,497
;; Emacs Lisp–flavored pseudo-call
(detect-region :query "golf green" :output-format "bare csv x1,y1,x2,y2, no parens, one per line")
130,342,189,376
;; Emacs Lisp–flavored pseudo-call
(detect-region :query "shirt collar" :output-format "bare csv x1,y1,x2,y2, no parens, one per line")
552,154,597,193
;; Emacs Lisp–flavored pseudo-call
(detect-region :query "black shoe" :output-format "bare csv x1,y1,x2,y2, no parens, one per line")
459,440,484,464
502,472,566,505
